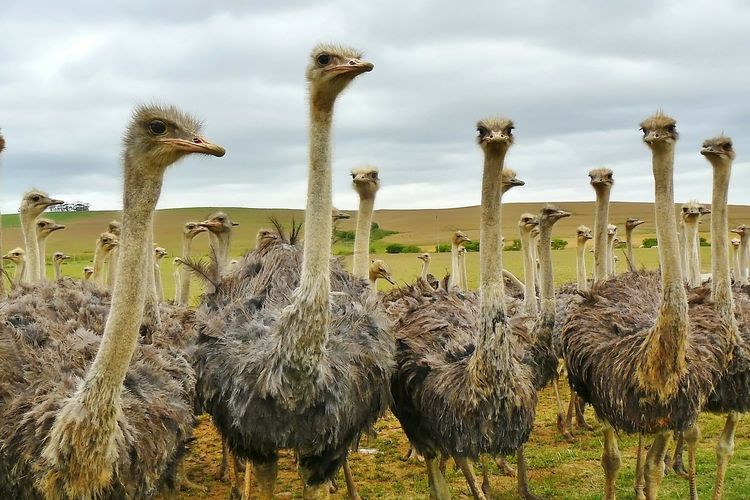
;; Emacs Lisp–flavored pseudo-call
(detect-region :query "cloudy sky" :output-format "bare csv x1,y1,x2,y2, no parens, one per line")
1,1,748,213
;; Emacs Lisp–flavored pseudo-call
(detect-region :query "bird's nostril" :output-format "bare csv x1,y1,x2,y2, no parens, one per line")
349,60,356,65
193,137,202,144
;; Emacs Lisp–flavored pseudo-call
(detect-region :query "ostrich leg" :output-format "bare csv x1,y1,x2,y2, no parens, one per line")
575,395,593,430
552,374,574,440
253,458,278,500
516,445,540,500
684,424,700,500
713,412,739,500
342,455,360,500
602,423,621,500
426,456,451,500
671,431,688,477
455,457,486,500
643,431,671,500
242,463,252,500
634,434,646,500
215,440,229,480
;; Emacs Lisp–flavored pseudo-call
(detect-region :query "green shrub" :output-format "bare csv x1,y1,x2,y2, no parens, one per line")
700,237,710,247
334,222,397,242
551,239,568,250
642,238,658,248
436,243,451,253
464,241,480,252
386,243,422,254
505,239,522,251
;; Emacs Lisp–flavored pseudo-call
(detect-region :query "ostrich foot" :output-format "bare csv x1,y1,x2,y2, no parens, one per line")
552,376,574,441
575,396,594,431
328,478,339,493
557,414,575,442
215,439,229,480
455,456,486,500
713,412,739,500
671,431,688,479
426,456,452,500
177,460,207,493
601,423,621,500
342,456,360,500
644,431,671,500
480,455,493,497
495,456,516,477
403,445,425,462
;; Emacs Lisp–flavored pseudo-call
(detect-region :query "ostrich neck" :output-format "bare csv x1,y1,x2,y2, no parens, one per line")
683,219,700,287
576,239,588,291
470,148,511,383
606,233,615,277
209,231,230,277
520,230,538,314
20,211,40,283
626,228,636,272
352,195,375,279
420,260,429,280
178,234,195,306
538,221,556,334
13,261,25,285
276,100,334,374
592,185,611,283
739,233,749,285
638,143,688,401
461,251,468,289
54,260,62,280
154,261,163,301
92,244,109,286
107,248,119,288
709,157,736,333
76,162,163,413
38,234,49,280
450,241,462,289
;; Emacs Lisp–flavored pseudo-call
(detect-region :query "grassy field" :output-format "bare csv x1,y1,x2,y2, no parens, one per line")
2,202,749,498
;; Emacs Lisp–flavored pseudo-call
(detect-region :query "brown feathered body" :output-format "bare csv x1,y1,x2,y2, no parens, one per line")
561,270,729,434
389,284,537,459
0,279,197,498
193,239,394,485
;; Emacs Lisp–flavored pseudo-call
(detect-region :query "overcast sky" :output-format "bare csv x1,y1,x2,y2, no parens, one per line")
1,1,748,213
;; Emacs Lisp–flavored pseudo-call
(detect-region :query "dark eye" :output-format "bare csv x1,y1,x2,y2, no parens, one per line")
476,127,487,138
149,120,167,135
506,126,514,135
316,54,331,66
724,143,732,150
666,124,676,134
32,195,40,202
640,127,648,136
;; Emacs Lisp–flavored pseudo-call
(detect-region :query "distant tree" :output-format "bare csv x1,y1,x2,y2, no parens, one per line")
505,239,522,251
699,236,710,247
642,237,658,248
551,239,569,250
386,243,422,254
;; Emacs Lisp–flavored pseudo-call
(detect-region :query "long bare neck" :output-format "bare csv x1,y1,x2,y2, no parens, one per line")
173,268,181,303
92,244,108,286
461,252,468,289
638,143,688,401
209,231,230,277
733,246,741,280
576,238,588,291
77,160,163,412
276,99,334,374
20,211,40,283
178,234,194,306
470,148,511,382
54,260,62,280
420,259,429,280
107,248,118,288
352,194,375,279
538,221,556,331
710,157,736,333
520,230,538,314
13,260,25,285
154,261,163,301
683,219,701,287
450,241,461,289
739,234,749,285
626,228,636,272
606,233,615,277
593,186,611,283
38,234,49,280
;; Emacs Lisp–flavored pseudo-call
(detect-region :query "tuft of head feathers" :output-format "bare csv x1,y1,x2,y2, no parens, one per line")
588,168,614,187
701,135,735,161
640,111,679,144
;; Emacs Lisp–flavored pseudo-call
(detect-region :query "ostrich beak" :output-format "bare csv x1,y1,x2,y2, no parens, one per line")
50,224,66,232
383,272,396,285
45,199,65,207
198,220,221,229
160,137,226,157
509,178,525,187
327,59,374,75
231,222,240,227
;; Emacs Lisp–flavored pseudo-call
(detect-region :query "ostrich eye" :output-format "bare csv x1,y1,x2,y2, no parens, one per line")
316,54,331,66
506,126,514,135
724,143,732,150
148,120,167,135
665,124,676,134
640,127,648,136
32,195,40,202
476,127,487,138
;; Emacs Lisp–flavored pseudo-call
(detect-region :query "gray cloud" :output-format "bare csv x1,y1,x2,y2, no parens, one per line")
1,0,749,214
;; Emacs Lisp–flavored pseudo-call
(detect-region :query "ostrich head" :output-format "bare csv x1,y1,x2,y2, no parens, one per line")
588,168,614,190
53,252,70,264
452,230,471,247
730,224,749,238
607,224,617,237
476,117,514,156
530,226,540,240
36,218,66,237
123,105,225,172
183,221,207,238
518,213,539,235
351,166,380,199
331,207,351,221
502,167,525,191
108,220,122,237
199,211,239,234
681,201,704,222
540,205,572,226
20,190,64,219
626,218,645,231
256,228,280,246
701,135,735,162
2,247,25,264
154,247,168,261
417,253,431,264
640,112,678,151
83,266,94,280
173,257,183,268
306,44,373,107
98,232,119,252
369,259,395,285
731,238,741,249
577,225,593,241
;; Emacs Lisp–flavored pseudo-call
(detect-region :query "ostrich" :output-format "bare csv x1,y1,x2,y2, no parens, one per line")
369,259,395,288
0,104,225,498
83,266,94,281
351,166,380,279
730,224,749,285
560,112,732,500
390,117,537,500
458,246,469,290
417,253,439,289
178,221,207,306
52,251,70,280
682,201,705,287
606,224,617,277
199,211,238,279
91,232,119,286
18,190,63,283
624,218,644,272
449,230,471,289
519,213,540,315
173,257,183,303
35,217,66,280
106,220,122,288
2,247,26,286
193,44,389,499
576,225,593,291
154,246,168,301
